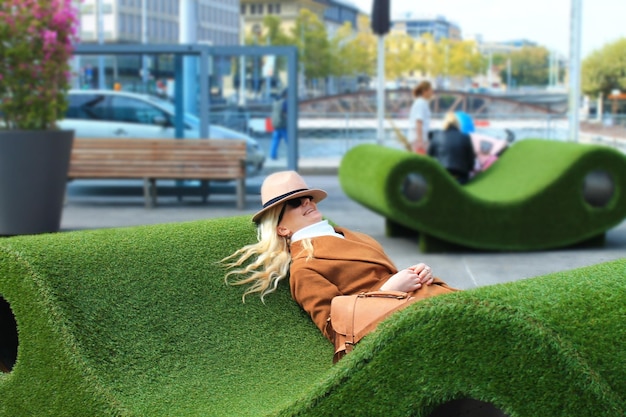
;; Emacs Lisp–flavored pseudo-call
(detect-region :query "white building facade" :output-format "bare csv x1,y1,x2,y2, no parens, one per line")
78,0,239,46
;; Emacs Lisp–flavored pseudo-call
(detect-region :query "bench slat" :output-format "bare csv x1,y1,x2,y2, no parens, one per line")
73,138,244,145
71,147,246,155
71,160,245,166
69,167,246,176
71,155,246,162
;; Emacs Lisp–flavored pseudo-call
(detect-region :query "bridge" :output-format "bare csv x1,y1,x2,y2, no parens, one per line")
299,89,568,117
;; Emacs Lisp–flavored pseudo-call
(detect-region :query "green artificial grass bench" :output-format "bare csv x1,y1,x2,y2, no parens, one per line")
0,217,625,416
339,139,626,252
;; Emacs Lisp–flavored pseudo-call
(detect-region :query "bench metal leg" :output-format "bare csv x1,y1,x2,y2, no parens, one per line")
64,179,74,207
143,178,157,208
151,179,158,207
175,180,184,202
236,178,245,209
200,180,210,204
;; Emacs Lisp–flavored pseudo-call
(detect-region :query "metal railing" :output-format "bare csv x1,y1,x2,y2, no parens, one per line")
206,111,600,158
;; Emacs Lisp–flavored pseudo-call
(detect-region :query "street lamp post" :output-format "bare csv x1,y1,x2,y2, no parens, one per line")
238,16,247,106
179,0,197,115
568,0,583,142
371,0,390,145
97,0,105,89
141,0,149,85
376,36,385,145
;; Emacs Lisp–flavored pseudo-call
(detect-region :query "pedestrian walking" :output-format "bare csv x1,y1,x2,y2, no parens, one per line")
270,90,288,160
408,81,434,154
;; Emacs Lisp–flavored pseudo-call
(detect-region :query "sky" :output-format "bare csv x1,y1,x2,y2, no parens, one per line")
348,0,626,58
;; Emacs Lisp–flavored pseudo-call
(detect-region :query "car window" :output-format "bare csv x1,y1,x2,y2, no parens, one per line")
154,100,197,130
66,94,109,120
110,96,168,125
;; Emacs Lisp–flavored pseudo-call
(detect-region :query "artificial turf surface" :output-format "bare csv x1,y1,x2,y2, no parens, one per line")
0,216,624,416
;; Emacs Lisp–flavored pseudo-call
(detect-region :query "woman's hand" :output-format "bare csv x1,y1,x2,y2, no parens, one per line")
408,263,434,286
380,268,422,293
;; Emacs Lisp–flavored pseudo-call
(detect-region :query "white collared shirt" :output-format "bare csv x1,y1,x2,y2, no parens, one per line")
291,220,345,243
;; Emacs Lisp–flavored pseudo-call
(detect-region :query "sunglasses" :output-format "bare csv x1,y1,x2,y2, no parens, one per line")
277,196,313,224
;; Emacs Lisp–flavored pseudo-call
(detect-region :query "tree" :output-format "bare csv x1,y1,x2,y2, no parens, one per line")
329,19,376,78
346,15,377,77
378,33,486,84
384,31,418,81
292,9,331,80
261,15,292,46
412,34,435,77
257,15,293,76
497,46,550,87
582,37,626,98
328,22,356,77
447,40,484,78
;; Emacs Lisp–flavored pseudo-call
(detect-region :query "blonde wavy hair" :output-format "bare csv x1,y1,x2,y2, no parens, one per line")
222,206,314,301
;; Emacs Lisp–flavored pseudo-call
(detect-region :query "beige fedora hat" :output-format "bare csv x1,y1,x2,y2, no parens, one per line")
252,171,327,223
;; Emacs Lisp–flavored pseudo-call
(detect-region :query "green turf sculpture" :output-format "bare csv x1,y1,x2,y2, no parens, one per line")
0,217,624,416
339,139,626,252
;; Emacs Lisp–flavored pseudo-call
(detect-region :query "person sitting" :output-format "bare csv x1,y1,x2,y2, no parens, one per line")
223,171,457,344
428,112,477,185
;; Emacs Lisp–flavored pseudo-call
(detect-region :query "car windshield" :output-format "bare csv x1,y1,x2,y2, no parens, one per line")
146,96,200,129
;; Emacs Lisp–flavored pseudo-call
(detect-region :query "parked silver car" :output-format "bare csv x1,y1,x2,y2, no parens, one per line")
59,90,265,176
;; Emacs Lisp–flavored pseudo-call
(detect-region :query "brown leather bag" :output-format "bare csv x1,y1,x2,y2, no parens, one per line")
329,282,457,363
330,290,418,363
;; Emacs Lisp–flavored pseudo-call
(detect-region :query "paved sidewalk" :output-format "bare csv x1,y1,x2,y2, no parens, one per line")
581,120,626,141
63,174,626,292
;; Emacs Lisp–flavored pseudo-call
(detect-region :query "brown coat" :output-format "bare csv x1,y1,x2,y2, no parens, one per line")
289,227,456,341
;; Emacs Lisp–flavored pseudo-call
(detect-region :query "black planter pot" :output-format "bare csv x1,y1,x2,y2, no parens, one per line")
0,130,74,235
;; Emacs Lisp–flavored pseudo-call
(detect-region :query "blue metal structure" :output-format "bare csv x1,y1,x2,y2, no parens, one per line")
74,43,300,170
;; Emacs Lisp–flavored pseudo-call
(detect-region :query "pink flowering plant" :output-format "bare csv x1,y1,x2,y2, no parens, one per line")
0,0,79,130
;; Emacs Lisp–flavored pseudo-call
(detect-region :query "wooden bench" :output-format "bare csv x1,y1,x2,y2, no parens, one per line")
68,138,247,209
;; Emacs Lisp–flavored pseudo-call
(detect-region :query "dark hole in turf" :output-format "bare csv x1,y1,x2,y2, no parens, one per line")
427,398,509,417
583,170,615,208
402,173,428,202
0,295,18,373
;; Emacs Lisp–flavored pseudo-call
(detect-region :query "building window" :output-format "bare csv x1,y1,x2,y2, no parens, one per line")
80,3,94,13
241,4,246,14
80,1,113,13
134,15,140,35
268,3,280,14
